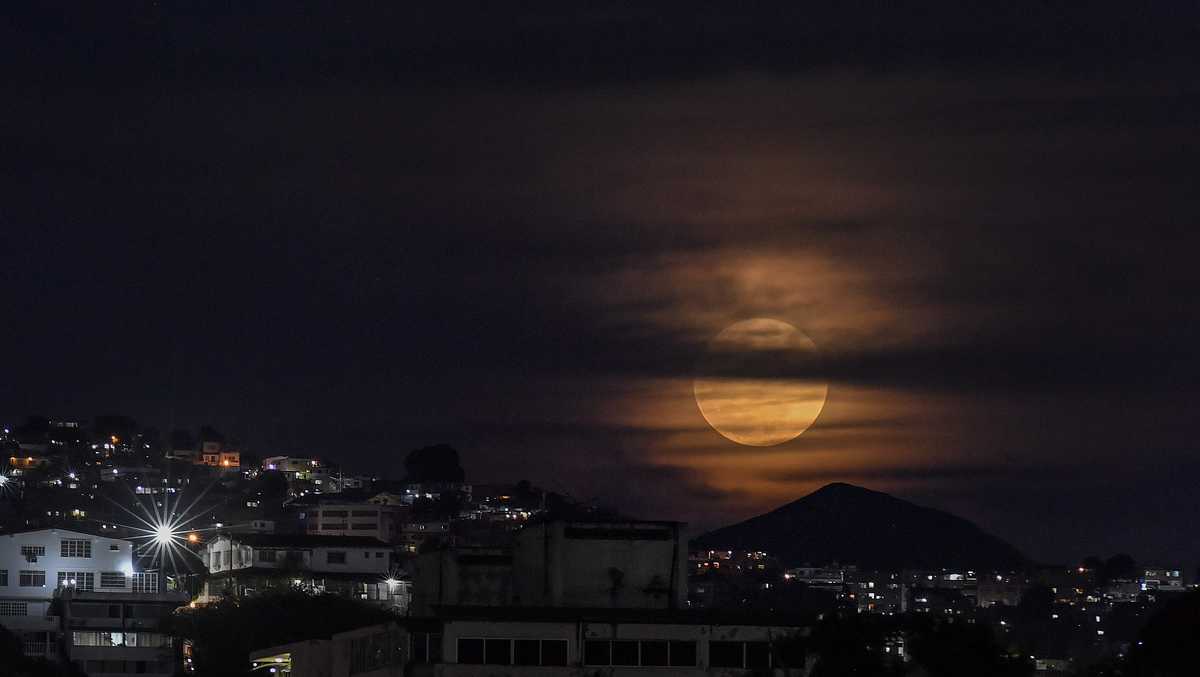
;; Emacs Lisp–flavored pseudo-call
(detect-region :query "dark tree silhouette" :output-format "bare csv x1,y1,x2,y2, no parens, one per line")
256,470,289,502
168,591,394,677
1122,589,1200,677
907,616,1032,677
403,444,465,483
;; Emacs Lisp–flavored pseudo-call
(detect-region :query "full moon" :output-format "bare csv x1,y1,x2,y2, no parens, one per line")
694,318,828,446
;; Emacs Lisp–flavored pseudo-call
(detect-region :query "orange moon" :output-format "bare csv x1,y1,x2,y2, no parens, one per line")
693,318,828,446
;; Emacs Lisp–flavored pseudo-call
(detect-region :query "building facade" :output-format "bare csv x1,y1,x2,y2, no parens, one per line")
201,533,406,612
0,527,186,674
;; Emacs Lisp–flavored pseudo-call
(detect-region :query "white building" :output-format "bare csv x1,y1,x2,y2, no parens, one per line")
0,527,187,674
308,502,404,544
201,533,406,611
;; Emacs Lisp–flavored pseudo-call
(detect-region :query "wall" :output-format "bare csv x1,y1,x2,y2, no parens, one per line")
513,522,687,609
0,529,134,601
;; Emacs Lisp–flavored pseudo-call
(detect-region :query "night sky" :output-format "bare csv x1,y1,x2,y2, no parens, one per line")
3,3,1199,566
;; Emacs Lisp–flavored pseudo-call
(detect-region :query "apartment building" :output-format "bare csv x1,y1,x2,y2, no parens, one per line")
0,527,187,675
201,533,406,611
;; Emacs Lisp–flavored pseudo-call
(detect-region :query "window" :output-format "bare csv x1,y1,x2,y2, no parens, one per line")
258,550,277,563
19,570,46,587
322,510,348,517
457,638,484,664
58,572,96,590
457,639,564,666
20,545,46,560
612,640,639,666
0,570,6,586
351,510,377,517
710,642,743,668
485,639,511,665
109,544,120,552
131,572,158,593
350,630,402,674
670,641,697,667
0,601,28,616
375,552,384,558
72,632,169,648
745,642,770,668
411,633,442,664
364,551,371,558
61,539,92,558
100,572,126,589
710,641,770,669
353,523,378,530
584,640,694,667
321,523,347,530
514,639,540,666
542,640,568,666
328,551,346,564
585,640,611,666
641,640,668,666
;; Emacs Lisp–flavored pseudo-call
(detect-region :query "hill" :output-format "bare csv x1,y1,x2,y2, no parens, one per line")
694,483,1026,570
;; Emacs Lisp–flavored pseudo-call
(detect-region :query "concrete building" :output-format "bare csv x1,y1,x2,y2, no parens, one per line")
262,456,322,479
411,520,688,615
0,527,187,674
400,521,451,554
511,521,687,610
308,502,405,544
250,622,405,677
61,586,190,676
249,610,810,677
1141,566,1185,593
201,533,406,611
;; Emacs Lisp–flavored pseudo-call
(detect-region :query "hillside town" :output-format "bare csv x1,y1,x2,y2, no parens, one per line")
0,417,1196,677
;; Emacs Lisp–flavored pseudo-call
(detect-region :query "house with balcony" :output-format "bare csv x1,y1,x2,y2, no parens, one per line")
200,533,408,612
0,527,187,675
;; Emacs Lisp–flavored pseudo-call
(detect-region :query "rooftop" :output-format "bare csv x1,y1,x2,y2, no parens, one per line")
216,533,388,549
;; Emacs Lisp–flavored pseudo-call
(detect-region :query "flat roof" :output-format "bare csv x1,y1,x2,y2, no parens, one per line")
216,533,388,548
424,605,813,627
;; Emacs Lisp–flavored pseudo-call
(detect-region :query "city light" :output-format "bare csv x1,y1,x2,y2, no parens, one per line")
102,474,224,579
155,524,173,545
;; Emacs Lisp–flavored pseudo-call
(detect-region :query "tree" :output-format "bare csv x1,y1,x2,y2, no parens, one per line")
403,444,465,483
807,612,902,677
907,616,1032,677
1102,553,1137,582
1122,590,1200,677
1017,584,1055,621
167,591,394,677
256,471,289,502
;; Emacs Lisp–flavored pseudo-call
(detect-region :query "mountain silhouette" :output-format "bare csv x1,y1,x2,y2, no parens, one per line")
694,483,1026,570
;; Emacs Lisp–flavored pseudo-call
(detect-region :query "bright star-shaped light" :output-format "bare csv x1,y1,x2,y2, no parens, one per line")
154,524,173,545
0,474,8,485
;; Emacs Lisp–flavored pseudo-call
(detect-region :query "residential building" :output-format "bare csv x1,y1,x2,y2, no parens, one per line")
262,456,321,479
399,521,450,554
411,519,688,614
250,622,405,677
308,502,405,544
1141,566,1185,593
201,533,405,612
249,610,810,677
61,585,189,676
0,527,186,674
